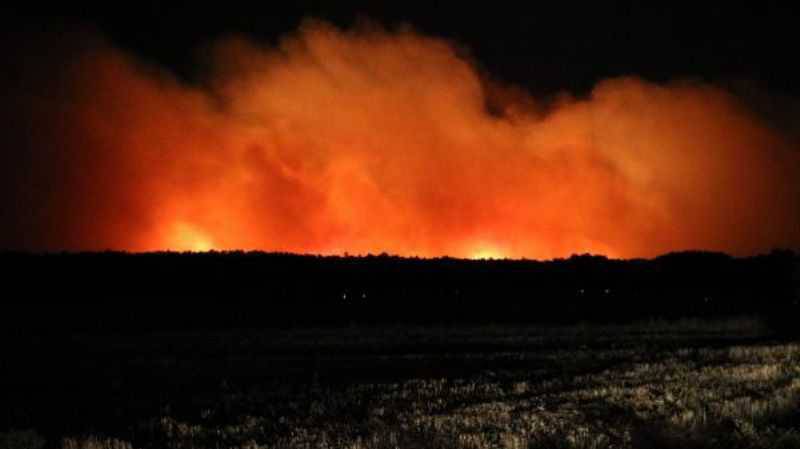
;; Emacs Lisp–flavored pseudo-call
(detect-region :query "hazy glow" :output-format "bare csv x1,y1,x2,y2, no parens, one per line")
1,21,799,258
470,244,507,260
169,222,216,252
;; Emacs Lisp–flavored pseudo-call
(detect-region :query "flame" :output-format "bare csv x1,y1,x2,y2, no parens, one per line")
470,246,506,260
1,21,799,258
169,222,215,253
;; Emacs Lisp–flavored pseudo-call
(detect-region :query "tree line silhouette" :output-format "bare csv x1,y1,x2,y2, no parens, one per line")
1,250,797,333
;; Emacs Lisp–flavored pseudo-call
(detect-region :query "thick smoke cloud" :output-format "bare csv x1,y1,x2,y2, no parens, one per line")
2,21,799,258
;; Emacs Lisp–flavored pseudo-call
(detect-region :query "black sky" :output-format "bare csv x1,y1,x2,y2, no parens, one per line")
4,2,800,97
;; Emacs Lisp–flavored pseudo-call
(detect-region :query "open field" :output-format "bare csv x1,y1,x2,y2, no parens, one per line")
3,317,800,449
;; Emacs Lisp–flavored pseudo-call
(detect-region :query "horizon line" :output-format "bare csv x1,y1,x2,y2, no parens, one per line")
1,248,796,263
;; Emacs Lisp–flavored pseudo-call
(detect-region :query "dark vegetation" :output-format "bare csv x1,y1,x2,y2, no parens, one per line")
1,250,797,332
1,250,798,448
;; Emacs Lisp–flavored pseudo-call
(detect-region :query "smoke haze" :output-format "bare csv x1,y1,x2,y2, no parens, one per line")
2,21,798,258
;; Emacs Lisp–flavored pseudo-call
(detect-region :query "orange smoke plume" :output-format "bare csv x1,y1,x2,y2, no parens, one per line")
2,21,799,259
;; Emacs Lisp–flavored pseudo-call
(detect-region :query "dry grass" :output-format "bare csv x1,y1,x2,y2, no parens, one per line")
34,318,800,449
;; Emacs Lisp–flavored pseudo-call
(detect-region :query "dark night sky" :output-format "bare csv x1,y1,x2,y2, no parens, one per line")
4,2,800,96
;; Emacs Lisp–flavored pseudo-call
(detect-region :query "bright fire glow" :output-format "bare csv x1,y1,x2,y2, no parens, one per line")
1,21,799,258
470,245,506,260
169,222,215,253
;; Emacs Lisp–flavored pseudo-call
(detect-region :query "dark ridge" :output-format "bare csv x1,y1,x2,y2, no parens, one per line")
1,249,797,333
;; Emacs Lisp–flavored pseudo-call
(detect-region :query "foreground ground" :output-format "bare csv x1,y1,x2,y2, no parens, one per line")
3,318,800,449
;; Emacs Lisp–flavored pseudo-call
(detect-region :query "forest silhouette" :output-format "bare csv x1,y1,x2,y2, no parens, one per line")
1,250,797,334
